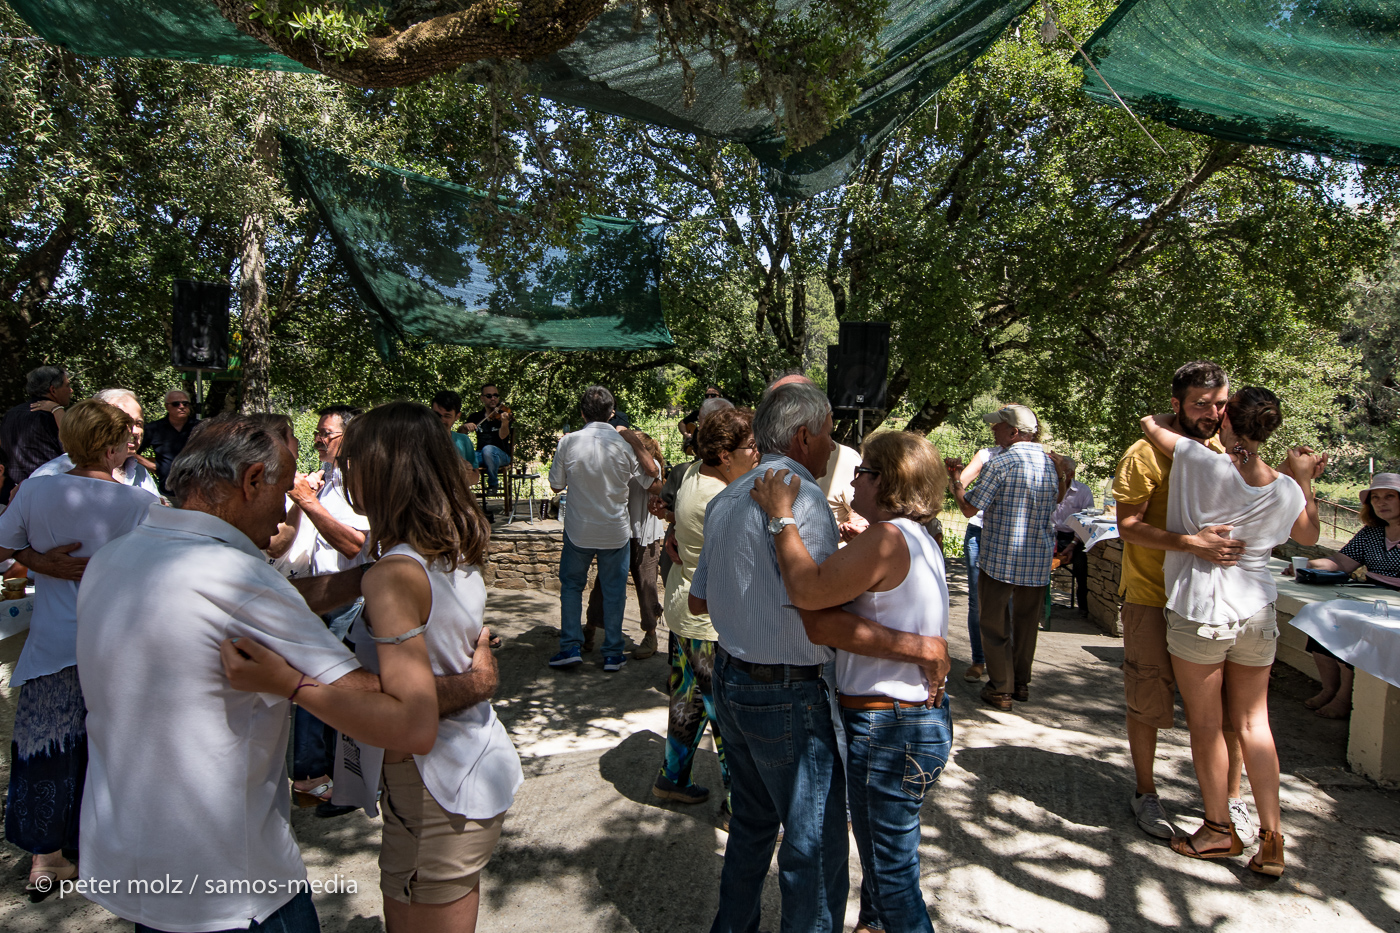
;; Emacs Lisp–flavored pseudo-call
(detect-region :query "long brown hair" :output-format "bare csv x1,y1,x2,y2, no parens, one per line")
340,401,490,570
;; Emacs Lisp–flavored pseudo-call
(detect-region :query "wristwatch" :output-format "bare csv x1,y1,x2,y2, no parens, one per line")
767,516,797,535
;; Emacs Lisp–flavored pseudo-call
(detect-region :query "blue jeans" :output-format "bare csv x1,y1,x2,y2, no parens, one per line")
136,890,319,933
964,524,985,665
559,531,630,657
842,700,952,933
292,602,360,779
710,654,848,933
479,444,511,489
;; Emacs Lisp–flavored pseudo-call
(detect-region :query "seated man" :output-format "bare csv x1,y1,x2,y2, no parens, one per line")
430,389,481,485
463,382,513,494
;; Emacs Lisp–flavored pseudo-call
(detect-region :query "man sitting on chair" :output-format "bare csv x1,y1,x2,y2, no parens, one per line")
463,382,513,495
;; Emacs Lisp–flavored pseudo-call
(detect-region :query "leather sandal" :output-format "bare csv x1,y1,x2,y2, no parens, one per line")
1169,818,1243,859
27,860,78,903
1249,829,1285,877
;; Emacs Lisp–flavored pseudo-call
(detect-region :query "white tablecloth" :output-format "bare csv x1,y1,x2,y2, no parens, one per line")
1067,511,1119,551
1290,597,1400,689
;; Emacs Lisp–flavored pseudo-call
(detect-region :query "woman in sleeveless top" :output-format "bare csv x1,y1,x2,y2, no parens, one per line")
751,431,951,933
227,402,522,932
1139,388,1321,877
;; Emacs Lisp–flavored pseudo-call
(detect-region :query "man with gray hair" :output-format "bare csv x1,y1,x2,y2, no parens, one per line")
141,388,198,496
689,378,951,933
1,365,72,499
548,385,659,672
74,414,496,932
30,388,160,497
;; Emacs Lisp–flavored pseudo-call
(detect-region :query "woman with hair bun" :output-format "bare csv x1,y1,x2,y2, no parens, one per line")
1139,387,1322,876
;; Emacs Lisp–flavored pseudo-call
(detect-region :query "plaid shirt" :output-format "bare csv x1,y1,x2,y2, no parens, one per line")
966,444,1060,587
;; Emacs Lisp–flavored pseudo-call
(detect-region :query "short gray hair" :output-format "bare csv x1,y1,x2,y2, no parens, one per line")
26,366,68,397
93,388,140,410
164,388,190,403
697,396,734,425
753,383,830,455
580,385,615,423
166,413,287,506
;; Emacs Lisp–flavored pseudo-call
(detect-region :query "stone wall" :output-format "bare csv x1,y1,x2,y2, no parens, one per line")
485,519,576,592
1085,538,1124,636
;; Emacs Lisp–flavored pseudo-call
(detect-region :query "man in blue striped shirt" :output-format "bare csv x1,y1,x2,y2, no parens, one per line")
691,378,950,933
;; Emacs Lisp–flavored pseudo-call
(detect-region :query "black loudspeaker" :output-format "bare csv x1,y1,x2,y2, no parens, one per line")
828,321,890,410
171,279,230,370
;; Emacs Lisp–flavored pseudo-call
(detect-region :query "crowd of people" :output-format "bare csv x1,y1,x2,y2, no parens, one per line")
0,356,1386,931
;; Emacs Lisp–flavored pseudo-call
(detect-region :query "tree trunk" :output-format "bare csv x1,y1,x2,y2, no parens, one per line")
0,199,88,398
237,99,278,414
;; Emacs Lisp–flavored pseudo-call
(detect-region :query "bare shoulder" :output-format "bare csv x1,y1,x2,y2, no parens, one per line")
846,520,906,556
364,554,429,596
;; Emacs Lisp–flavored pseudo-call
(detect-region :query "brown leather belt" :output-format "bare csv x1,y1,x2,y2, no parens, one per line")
838,694,935,710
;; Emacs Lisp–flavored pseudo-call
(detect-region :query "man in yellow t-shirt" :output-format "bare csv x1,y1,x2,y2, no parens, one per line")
1113,361,1248,842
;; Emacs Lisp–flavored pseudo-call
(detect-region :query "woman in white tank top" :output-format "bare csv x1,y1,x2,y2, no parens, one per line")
751,431,951,933
225,402,522,932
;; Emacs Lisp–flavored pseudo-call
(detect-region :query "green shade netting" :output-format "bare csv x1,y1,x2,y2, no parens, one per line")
7,0,1032,196
1081,0,1400,166
284,136,674,353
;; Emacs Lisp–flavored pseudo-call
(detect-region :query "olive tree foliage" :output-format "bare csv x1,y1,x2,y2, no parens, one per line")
593,0,1398,463
1330,231,1400,472
212,0,885,150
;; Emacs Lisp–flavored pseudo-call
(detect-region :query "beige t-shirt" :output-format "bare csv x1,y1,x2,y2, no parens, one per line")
664,463,727,641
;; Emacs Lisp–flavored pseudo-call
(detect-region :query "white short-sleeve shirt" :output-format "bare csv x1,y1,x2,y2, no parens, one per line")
31,452,162,499
76,505,360,932
548,422,654,549
309,462,371,575
0,473,156,686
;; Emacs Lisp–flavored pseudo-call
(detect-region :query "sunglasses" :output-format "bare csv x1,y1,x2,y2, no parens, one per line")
168,400,191,408
704,392,720,399
853,466,881,478
483,393,500,398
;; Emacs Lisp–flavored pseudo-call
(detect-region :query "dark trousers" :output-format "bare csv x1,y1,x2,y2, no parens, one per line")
978,573,1047,695
1056,530,1088,609
586,538,661,634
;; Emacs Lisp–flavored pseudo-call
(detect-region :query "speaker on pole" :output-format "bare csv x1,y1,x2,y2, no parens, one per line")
828,321,890,411
171,279,230,371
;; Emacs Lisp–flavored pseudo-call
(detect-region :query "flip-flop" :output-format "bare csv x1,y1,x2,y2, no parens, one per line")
489,635,503,650
292,778,333,808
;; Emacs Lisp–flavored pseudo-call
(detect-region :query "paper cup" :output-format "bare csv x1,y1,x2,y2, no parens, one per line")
1292,557,1309,574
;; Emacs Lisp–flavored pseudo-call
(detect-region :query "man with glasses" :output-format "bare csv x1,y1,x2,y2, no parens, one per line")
463,383,513,495
141,389,198,496
678,385,723,458
286,404,370,817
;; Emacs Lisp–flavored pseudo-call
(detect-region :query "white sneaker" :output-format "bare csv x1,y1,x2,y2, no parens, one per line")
1229,797,1255,848
1131,792,1178,839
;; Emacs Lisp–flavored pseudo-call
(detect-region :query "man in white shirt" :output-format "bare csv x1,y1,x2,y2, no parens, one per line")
548,386,658,672
1051,456,1096,612
286,404,372,812
74,414,372,933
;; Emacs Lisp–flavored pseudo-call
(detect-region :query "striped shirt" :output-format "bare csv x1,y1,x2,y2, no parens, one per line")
690,454,840,665
965,442,1059,587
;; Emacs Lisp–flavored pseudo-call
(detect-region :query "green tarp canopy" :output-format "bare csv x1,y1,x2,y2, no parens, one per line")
1081,0,1400,167
284,137,674,353
7,0,1033,196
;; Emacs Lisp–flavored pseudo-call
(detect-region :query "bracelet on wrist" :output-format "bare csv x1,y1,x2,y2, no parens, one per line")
288,675,317,702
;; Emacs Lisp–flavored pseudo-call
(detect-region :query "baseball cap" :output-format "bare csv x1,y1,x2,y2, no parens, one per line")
981,404,1039,434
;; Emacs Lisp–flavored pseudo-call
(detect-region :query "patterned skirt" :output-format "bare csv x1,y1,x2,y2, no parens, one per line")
5,665,87,854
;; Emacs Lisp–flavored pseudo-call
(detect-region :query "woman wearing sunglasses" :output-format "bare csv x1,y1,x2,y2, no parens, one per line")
750,430,951,933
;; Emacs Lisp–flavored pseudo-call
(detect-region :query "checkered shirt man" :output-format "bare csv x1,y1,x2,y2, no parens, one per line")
965,444,1060,587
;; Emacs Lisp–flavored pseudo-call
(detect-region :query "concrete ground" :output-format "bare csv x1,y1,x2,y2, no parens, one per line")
3,561,1398,932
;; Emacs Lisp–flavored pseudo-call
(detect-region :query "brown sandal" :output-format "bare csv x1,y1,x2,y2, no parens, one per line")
1249,829,1285,876
1170,818,1243,859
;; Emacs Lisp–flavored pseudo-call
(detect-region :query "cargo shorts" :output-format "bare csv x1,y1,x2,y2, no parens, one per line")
1120,602,1177,730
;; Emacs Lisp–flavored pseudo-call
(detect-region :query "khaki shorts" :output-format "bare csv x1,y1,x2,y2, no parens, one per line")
1121,602,1177,730
1166,604,1279,668
379,759,506,905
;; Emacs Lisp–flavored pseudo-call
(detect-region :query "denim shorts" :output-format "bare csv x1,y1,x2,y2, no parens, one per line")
1166,603,1278,667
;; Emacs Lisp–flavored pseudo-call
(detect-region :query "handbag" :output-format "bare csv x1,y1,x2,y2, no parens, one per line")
1295,568,1352,585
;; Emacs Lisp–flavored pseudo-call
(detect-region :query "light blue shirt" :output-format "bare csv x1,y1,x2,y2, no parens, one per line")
691,454,840,665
